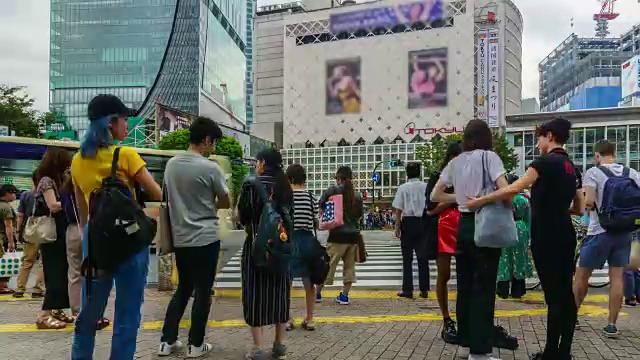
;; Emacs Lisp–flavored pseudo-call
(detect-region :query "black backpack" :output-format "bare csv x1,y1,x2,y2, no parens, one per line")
83,147,155,276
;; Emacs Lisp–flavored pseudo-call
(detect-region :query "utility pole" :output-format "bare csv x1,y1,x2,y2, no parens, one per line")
371,161,383,209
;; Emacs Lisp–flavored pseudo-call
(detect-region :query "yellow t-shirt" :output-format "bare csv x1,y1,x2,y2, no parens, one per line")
71,146,146,206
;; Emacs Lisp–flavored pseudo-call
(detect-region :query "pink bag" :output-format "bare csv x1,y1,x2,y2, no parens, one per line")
319,194,344,230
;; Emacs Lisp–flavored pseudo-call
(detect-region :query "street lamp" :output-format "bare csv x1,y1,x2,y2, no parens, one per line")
370,159,403,208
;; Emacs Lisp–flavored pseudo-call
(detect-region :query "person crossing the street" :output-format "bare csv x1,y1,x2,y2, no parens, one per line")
392,161,430,299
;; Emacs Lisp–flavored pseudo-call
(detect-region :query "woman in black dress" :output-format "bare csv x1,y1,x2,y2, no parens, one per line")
238,148,293,360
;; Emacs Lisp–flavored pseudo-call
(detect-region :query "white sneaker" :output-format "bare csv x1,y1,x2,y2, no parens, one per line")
158,340,184,356
187,343,213,358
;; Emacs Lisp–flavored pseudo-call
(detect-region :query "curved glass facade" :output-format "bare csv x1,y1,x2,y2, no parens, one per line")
50,0,178,132
51,0,249,136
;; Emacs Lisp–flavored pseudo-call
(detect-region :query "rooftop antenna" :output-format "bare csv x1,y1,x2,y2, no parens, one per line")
594,0,619,38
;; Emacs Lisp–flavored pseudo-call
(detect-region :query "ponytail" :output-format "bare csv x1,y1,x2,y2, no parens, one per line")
336,166,356,216
273,167,293,207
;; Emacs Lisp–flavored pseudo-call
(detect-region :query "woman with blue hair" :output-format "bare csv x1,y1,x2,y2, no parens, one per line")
496,174,534,299
70,94,162,360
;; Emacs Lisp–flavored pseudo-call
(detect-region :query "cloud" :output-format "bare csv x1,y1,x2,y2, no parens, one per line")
0,0,50,111
0,0,638,113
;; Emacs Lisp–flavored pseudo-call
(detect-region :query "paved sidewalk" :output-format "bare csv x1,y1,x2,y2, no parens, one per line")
0,290,639,359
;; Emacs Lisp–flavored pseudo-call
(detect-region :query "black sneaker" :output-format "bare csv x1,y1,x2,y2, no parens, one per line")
493,325,518,350
602,324,619,338
397,292,413,299
441,319,459,345
419,291,428,299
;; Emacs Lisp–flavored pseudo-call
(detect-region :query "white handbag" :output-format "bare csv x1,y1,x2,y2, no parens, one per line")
23,185,58,245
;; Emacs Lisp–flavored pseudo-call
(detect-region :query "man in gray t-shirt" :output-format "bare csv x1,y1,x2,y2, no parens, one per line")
158,117,231,357
164,152,229,247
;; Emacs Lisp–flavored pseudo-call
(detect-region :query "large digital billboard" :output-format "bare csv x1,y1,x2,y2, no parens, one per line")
326,58,362,115
155,103,192,142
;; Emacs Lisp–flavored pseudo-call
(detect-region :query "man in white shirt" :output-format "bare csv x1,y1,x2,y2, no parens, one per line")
392,162,430,299
574,140,640,338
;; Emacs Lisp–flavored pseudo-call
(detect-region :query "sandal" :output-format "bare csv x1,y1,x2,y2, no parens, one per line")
36,316,67,330
301,319,316,331
97,318,110,330
51,310,75,324
285,319,295,331
0,289,15,295
12,292,24,298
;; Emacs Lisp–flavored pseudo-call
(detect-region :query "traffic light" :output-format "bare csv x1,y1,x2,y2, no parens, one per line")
390,159,404,167
362,190,367,200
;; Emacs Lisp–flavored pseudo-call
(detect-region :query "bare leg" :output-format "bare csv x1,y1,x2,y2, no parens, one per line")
303,279,315,321
573,267,593,309
436,254,452,318
343,282,352,294
608,267,625,324
274,323,286,344
250,326,264,348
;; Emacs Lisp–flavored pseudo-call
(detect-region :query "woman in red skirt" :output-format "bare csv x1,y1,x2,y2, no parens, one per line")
426,141,461,343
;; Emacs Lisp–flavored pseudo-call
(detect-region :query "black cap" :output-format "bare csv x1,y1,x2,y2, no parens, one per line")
87,94,136,121
0,184,18,196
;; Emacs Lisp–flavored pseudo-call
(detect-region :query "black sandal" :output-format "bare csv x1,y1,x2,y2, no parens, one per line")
97,318,110,330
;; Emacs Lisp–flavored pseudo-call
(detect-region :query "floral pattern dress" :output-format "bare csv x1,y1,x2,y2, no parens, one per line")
497,193,534,282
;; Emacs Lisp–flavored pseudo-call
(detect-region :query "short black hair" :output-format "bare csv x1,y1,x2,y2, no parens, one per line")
286,164,307,185
0,184,18,197
535,117,571,145
462,119,492,151
405,162,421,179
189,116,223,145
594,140,615,157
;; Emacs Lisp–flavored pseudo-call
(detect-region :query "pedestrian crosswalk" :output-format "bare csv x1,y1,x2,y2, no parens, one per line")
214,243,612,289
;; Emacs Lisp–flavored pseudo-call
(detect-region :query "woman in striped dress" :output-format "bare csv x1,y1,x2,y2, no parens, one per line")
238,148,293,360
285,164,319,331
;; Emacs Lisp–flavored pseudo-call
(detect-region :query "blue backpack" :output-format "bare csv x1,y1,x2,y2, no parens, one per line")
597,166,640,233
249,178,292,273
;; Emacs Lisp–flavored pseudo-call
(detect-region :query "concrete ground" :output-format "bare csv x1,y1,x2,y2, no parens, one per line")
0,288,639,359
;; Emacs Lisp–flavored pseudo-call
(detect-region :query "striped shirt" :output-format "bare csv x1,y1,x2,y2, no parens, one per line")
292,189,317,231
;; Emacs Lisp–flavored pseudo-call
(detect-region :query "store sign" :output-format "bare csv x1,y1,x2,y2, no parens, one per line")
621,55,640,98
487,29,500,128
404,122,463,136
476,31,488,122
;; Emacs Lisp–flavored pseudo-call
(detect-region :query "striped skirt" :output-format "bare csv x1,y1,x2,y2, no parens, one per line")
241,235,291,327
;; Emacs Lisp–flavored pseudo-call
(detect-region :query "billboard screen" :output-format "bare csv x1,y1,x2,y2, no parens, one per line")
326,58,362,115
621,55,640,98
155,103,192,142
408,48,448,109
329,0,445,33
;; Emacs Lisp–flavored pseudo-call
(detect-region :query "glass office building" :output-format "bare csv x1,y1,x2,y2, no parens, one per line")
50,0,247,136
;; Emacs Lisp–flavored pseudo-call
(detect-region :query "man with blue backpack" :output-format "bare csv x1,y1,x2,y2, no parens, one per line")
574,140,640,338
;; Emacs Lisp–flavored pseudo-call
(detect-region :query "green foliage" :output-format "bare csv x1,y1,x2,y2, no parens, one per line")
157,128,190,151
415,133,463,178
157,129,248,202
415,131,519,178
0,85,46,138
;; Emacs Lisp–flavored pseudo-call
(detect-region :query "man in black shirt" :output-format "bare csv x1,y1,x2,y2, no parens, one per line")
467,117,584,360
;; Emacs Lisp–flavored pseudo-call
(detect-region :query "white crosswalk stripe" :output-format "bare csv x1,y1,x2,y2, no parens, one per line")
214,244,611,289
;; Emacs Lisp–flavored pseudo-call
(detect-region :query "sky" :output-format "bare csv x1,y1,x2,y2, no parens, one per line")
0,0,639,112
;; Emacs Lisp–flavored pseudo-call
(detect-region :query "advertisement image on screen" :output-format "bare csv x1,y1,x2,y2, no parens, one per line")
326,58,362,115
621,55,640,98
329,0,445,33
156,104,192,141
408,48,448,109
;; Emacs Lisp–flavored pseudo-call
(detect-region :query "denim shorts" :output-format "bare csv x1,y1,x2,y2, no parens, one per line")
579,232,632,269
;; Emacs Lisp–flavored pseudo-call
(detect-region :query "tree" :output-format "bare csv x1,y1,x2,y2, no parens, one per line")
0,85,55,138
157,129,249,202
416,131,518,178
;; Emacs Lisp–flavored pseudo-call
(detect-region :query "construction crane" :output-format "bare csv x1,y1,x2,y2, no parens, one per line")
594,0,619,38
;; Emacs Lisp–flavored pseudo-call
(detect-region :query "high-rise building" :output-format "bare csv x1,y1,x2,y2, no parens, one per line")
245,0,256,129
50,0,248,139
539,24,640,112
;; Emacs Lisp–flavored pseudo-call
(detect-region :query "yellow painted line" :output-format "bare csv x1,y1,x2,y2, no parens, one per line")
0,305,619,333
211,289,610,304
0,290,610,303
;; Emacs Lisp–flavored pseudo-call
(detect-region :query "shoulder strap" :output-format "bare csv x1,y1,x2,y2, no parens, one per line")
111,147,121,178
597,165,616,179
622,167,631,178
